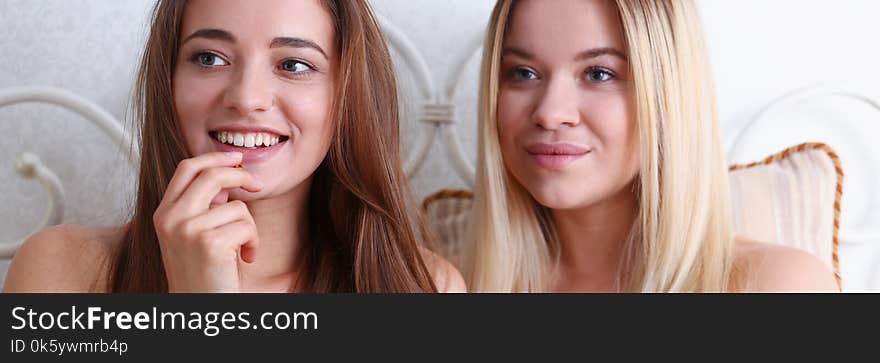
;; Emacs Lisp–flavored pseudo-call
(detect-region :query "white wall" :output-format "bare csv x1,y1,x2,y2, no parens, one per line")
1,0,878,289
700,0,880,290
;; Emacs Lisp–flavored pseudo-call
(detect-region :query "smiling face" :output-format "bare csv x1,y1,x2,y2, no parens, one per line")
497,0,640,210
172,0,336,201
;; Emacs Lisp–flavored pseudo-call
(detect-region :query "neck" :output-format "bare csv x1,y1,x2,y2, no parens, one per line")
237,178,312,291
551,183,637,291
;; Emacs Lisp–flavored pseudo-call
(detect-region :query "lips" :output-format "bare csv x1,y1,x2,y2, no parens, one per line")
525,143,590,156
525,143,591,170
208,126,290,164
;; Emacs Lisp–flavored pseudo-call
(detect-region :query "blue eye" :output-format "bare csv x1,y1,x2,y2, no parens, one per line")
192,52,228,67
280,59,313,74
586,68,614,83
511,67,538,81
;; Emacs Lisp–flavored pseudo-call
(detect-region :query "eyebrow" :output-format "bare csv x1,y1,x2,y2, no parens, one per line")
182,28,329,60
502,46,627,61
183,28,235,43
269,37,328,60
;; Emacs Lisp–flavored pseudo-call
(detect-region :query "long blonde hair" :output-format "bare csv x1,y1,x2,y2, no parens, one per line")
468,0,736,292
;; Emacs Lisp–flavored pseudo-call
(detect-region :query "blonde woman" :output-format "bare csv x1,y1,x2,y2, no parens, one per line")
468,0,837,292
4,0,464,293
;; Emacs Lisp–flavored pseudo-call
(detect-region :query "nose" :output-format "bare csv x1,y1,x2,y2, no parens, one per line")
532,76,580,130
223,64,274,116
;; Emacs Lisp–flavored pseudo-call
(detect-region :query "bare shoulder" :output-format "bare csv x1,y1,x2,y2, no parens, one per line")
420,247,467,293
2,224,124,293
733,239,839,292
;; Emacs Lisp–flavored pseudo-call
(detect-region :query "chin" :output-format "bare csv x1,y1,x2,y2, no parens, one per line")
527,180,616,210
532,194,587,210
525,185,589,211
514,172,575,206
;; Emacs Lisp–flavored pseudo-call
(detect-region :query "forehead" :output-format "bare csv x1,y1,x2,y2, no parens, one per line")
505,0,625,54
180,0,335,53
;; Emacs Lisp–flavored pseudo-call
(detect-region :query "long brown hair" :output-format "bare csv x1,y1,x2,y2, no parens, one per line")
110,0,437,292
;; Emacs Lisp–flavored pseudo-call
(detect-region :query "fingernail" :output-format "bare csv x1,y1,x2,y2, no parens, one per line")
225,151,243,159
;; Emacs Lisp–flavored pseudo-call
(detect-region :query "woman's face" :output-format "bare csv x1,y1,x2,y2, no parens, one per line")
173,0,335,201
497,0,639,210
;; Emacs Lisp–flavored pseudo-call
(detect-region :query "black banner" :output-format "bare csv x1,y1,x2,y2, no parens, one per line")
0,294,874,360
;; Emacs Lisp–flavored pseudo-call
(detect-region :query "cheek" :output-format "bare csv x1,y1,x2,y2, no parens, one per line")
496,91,532,156
588,96,639,177
172,71,222,153
280,87,334,157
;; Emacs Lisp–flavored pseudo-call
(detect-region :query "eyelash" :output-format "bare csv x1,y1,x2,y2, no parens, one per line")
188,51,317,79
509,67,539,82
585,67,616,83
190,51,229,67
277,58,316,79
506,66,617,84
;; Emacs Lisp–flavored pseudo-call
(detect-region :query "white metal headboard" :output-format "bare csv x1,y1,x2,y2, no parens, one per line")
0,86,137,258
377,16,481,186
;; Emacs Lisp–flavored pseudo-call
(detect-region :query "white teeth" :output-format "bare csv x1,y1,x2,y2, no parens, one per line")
213,131,283,148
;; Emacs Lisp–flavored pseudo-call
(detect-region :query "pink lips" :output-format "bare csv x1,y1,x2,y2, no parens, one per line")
525,143,591,170
213,139,286,164
210,125,286,136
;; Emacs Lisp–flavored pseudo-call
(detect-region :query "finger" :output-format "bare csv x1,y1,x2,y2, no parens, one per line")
209,219,260,264
209,189,230,209
240,243,256,264
187,200,252,231
176,168,263,216
164,152,243,204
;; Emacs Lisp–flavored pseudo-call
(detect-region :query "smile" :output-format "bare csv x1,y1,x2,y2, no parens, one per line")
209,131,289,149
208,128,291,164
